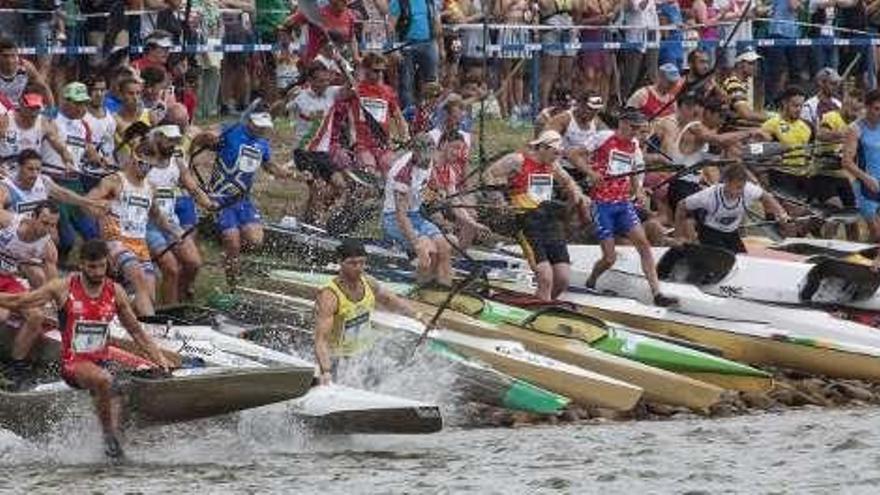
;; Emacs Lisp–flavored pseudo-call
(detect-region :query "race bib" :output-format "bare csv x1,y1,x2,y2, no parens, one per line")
0,252,16,273
66,135,87,167
121,195,150,237
15,200,40,215
235,145,262,173
608,150,634,176
72,320,109,354
527,173,553,203
342,312,371,345
154,187,176,218
360,97,389,124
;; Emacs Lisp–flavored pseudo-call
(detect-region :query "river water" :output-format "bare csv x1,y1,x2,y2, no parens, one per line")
2,404,879,494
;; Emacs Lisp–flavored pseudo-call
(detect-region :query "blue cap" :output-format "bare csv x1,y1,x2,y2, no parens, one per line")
659,63,681,82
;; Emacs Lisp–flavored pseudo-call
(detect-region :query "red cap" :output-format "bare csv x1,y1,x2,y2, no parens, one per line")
21,93,44,109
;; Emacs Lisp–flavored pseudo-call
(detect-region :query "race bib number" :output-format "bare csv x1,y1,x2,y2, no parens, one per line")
154,187,176,217
527,173,553,203
121,195,150,237
66,135,87,166
15,200,40,215
236,145,262,173
341,312,371,349
0,252,16,273
608,150,634,176
360,97,389,124
72,320,109,354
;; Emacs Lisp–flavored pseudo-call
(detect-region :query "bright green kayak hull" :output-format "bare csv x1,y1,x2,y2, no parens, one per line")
206,290,570,416
270,270,769,379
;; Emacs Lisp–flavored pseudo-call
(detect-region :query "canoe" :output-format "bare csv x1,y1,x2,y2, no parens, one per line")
237,286,642,411
262,275,728,411
218,289,572,416
0,366,315,438
470,247,880,381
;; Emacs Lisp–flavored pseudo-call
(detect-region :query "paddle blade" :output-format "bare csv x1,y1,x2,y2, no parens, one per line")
413,288,486,318
524,309,608,344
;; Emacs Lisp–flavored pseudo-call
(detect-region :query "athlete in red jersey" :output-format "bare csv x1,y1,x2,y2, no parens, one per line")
333,53,409,176
484,130,590,300
0,240,170,460
626,63,683,120
584,109,678,307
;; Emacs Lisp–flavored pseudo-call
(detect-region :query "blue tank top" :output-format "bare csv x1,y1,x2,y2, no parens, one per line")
857,119,880,200
209,124,272,200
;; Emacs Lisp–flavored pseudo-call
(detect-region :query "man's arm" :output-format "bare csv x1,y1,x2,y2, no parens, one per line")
47,177,109,213
732,100,770,124
86,173,120,201
759,191,791,222
0,276,64,310
41,242,59,282
394,190,420,247
841,124,875,188
115,284,171,369
178,164,217,209
149,201,181,237
368,277,434,327
43,120,76,168
313,288,338,384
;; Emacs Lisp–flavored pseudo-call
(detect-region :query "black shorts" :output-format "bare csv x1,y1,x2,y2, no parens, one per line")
667,179,702,212
517,232,570,265
697,224,746,253
768,170,810,199
294,150,336,182
807,175,856,207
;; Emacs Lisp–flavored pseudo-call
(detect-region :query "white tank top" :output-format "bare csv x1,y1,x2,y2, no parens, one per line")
110,175,152,240
672,120,709,183
146,162,181,223
562,110,597,150
0,113,45,162
0,214,49,273
83,110,117,167
41,113,90,177
3,175,49,214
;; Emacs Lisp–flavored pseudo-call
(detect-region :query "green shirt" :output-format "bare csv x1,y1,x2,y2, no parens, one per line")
256,0,291,41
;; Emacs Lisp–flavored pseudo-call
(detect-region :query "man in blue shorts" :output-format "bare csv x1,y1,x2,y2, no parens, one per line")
192,111,298,289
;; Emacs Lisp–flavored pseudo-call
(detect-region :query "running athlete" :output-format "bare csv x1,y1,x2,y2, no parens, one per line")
583,109,678,307
41,82,104,259
382,148,453,286
146,125,216,304
191,110,297,290
843,89,880,244
483,130,590,301
814,89,861,240
0,239,171,459
0,92,72,170
314,239,432,385
675,163,790,253
88,139,181,316
0,201,61,390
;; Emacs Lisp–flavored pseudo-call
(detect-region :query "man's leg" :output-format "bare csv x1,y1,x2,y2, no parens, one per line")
121,259,155,316
173,237,202,301
10,307,44,363
550,262,571,300
627,224,664,297
221,228,242,290
533,261,555,301
430,236,453,286
586,238,616,289
67,360,123,457
154,251,181,305
413,237,436,284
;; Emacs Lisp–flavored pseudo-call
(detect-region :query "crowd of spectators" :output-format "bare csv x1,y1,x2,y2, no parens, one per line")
0,1,878,123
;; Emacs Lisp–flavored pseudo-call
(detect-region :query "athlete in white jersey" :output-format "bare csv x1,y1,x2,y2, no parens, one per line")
83,78,118,182
544,92,604,180
0,150,109,217
87,139,181,317
0,93,71,170
0,201,60,385
41,84,102,179
145,125,216,304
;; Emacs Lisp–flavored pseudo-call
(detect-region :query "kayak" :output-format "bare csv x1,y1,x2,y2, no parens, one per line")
747,236,877,261
470,247,880,381
263,274,728,411
0,365,315,438
217,289,572,416
268,270,771,391
237,286,643,411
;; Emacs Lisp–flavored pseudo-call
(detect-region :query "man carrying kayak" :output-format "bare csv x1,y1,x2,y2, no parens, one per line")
582,108,678,307
314,239,433,385
483,130,590,301
674,163,790,253
0,239,171,460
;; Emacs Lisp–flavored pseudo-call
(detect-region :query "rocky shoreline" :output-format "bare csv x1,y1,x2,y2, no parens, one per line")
464,370,880,428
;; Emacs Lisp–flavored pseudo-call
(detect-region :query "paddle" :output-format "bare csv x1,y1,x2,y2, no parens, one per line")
741,214,817,229
151,225,199,261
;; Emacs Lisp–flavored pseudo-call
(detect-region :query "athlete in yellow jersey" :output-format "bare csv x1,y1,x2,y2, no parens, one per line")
759,86,813,200
313,239,433,385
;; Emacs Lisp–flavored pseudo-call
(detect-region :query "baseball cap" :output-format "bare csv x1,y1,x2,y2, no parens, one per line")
63,82,90,103
249,112,274,129
21,93,44,109
145,30,174,49
735,49,761,64
529,130,564,151
817,67,842,83
150,124,182,140
659,63,681,82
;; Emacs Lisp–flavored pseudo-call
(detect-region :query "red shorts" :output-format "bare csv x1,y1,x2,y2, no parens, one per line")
61,358,110,389
0,273,26,294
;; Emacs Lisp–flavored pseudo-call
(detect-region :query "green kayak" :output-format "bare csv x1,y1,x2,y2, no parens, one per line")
207,289,571,416
269,270,772,393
